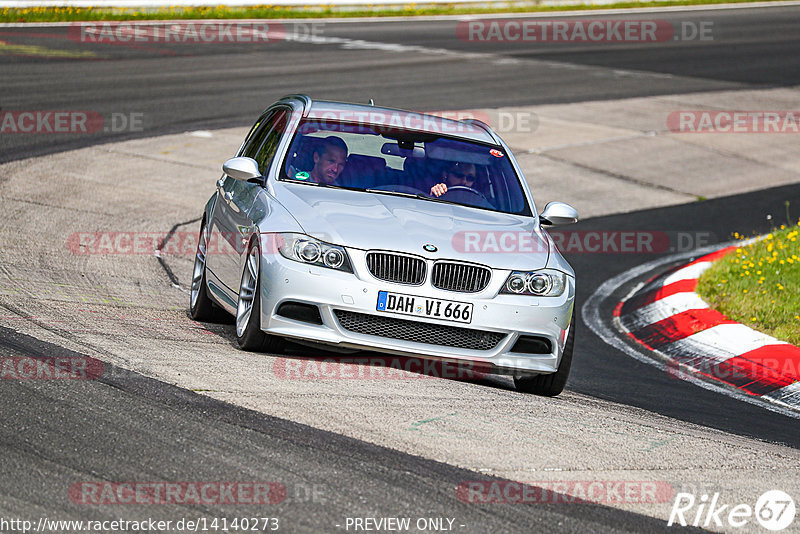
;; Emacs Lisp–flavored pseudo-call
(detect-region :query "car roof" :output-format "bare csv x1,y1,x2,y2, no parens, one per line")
301,99,499,145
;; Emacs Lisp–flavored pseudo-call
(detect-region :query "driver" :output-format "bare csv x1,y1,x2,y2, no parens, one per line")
429,162,477,197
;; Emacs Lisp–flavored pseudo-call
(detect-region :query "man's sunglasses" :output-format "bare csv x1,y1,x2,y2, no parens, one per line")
448,170,476,181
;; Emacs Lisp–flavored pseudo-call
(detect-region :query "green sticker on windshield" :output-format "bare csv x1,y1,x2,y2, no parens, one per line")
294,171,310,180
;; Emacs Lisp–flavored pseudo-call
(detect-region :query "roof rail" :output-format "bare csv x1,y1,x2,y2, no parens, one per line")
279,94,313,116
461,118,502,145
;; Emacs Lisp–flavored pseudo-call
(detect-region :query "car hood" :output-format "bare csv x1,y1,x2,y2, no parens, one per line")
276,185,550,270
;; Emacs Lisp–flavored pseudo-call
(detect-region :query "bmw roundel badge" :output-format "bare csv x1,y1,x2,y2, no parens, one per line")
423,244,437,252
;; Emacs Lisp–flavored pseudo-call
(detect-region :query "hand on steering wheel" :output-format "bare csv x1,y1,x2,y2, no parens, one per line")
444,185,489,202
430,183,447,197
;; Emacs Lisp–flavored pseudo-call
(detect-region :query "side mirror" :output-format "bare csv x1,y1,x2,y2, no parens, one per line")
540,201,579,226
222,157,262,182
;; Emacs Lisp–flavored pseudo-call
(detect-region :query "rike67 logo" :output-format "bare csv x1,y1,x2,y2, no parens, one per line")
668,490,795,531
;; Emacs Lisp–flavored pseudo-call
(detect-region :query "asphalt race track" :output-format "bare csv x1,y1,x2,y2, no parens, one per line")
1,4,800,532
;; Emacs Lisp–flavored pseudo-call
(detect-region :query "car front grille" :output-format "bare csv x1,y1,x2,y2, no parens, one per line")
334,310,505,351
366,252,426,285
432,262,491,293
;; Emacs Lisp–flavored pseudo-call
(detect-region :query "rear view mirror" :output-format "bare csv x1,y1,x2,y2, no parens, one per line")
381,142,425,158
223,157,262,182
540,202,579,226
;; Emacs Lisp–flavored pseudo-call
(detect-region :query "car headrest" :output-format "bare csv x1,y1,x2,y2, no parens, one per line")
289,136,323,172
338,154,386,188
346,154,386,172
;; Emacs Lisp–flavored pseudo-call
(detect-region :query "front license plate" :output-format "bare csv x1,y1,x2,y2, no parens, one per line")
376,290,473,324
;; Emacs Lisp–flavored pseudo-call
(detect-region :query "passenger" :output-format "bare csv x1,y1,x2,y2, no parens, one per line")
429,162,478,197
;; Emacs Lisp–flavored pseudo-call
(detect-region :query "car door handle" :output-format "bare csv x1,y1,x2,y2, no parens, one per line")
224,191,233,201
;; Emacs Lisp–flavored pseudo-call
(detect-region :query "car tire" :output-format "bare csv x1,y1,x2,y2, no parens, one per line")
189,222,216,321
514,316,575,397
235,240,285,353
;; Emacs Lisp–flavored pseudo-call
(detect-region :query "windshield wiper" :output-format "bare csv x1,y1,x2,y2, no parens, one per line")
283,178,354,191
365,188,418,198
365,188,460,205
306,182,351,190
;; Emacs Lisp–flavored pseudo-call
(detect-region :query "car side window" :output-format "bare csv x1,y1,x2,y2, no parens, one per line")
240,111,275,160
253,110,288,174
238,121,262,156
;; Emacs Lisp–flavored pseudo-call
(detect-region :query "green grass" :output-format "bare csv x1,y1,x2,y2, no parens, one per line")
0,0,789,23
696,221,800,346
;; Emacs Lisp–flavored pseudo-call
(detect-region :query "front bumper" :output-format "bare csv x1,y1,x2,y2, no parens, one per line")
259,248,575,374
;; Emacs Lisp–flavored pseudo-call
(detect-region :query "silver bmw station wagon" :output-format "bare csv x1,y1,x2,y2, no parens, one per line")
190,94,579,396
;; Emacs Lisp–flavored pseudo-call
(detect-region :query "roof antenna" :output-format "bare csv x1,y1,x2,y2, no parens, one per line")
368,98,375,106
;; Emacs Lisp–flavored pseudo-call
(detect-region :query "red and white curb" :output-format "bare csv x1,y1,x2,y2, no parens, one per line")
613,246,800,412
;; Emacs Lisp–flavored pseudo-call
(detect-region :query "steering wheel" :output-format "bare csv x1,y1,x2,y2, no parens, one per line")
442,185,489,203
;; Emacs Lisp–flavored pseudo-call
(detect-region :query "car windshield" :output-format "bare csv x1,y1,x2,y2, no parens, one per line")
279,119,531,216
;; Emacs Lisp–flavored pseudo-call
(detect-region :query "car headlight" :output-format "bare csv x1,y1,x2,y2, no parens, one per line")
501,269,567,297
276,233,353,273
